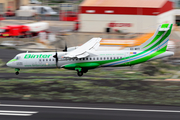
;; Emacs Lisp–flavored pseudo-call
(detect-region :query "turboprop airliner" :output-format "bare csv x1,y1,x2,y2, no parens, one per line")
6,23,174,76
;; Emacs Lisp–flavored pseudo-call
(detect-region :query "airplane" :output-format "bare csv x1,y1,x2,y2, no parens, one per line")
6,23,174,76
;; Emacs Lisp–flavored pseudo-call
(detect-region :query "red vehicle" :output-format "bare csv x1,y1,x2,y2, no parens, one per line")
60,11,78,21
74,20,79,31
0,22,49,38
5,10,15,17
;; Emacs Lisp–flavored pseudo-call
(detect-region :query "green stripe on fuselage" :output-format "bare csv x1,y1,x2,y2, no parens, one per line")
121,46,167,66
7,59,17,63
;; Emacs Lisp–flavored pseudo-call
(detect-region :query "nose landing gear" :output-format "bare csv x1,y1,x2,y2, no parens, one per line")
15,68,20,75
15,71,19,75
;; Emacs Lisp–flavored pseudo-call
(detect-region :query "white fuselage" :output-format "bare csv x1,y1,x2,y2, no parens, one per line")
7,50,174,69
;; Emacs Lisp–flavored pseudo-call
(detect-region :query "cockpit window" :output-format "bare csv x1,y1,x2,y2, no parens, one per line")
14,56,21,60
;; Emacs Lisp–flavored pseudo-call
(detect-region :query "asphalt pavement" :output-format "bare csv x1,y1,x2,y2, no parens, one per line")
0,47,21,63
0,100,180,120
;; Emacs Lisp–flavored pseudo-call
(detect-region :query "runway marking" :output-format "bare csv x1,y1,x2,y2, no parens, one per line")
0,110,38,116
0,113,32,116
0,104,180,113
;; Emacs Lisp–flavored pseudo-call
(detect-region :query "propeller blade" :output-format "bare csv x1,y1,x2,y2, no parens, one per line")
63,41,67,52
53,49,58,68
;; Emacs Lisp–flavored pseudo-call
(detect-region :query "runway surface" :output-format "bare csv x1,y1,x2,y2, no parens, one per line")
0,100,180,120
0,47,20,63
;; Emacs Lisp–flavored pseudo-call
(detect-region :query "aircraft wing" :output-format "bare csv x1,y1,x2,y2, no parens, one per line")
63,37,102,58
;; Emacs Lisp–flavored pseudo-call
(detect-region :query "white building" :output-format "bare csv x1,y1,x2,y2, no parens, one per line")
79,0,175,33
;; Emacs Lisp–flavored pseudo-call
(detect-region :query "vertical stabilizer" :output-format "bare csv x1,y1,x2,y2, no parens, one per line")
132,23,173,52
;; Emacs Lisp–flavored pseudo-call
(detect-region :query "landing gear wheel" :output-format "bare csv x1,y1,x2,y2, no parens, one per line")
77,70,83,76
15,71,19,75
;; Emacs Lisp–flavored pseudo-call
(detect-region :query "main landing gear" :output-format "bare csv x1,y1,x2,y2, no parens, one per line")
15,68,20,75
77,70,83,76
76,68,88,76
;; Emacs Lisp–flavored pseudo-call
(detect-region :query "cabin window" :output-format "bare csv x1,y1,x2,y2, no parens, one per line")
39,59,41,61
90,58,92,60
104,57,106,60
86,58,88,60
107,57,109,60
130,48,133,50
53,59,54,61
83,58,85,60
49,59,51,61
43,59,45,61
93,58,95,60
97,58,99,60
114,57,116,59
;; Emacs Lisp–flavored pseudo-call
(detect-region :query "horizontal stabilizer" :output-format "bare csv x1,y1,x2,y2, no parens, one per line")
159,28,169,31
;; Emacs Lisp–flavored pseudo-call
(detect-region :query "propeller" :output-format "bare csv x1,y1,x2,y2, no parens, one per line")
53,49,58,68
62,41,67,52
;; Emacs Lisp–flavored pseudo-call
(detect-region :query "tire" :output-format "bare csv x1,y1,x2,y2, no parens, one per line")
77,71,83,76
15,71,19,75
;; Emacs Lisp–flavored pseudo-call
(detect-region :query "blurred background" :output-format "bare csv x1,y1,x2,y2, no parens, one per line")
2,1,180,119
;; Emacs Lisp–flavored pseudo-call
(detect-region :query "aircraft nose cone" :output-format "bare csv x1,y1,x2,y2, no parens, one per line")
6,61,14,67
6,62,11,67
